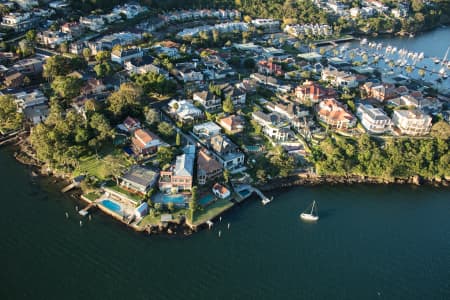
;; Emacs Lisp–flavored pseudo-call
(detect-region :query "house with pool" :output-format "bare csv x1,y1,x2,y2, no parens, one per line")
159,145,195,193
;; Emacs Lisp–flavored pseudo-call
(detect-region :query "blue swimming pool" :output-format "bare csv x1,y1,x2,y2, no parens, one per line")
238,189,251,197
101,199,123,215
162,194,185,205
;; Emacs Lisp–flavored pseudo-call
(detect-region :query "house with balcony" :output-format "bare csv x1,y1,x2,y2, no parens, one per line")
321,68,358,88
80,78,106,96
209,134,245,171
193,90,222,112
125,57,168,77
197,148,223,185
159,145,195,192
295,80,336,104
11,58,43,75
79,15,105,32
61,22,84,37
362,82,397,102
257,60,283,76
1,12,39,32
193,121,222,140
392,110,432,136
174,63,203,82
316,98,356,130
14,89,48,112
111,47,144,65
252,111,294,142
37,30,72,49
356,104,392,134
168,99,203,123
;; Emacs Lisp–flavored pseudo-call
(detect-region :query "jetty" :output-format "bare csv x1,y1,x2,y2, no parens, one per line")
314,36,355,47
61,182,78,193
78,202,96,216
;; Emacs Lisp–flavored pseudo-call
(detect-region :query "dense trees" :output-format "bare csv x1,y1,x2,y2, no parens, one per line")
313,134,450,179
0,95,22,133
51,76,83,99
43,56,87,80
30,109,113,169
132,72,177,97
107,83,143,121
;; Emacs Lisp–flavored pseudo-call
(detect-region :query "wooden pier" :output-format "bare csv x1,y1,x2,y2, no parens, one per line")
79,202,96,216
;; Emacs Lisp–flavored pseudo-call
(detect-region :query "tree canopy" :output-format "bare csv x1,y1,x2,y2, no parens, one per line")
0,95,22,133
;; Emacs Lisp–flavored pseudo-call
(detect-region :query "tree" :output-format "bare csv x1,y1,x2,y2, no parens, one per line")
95,50,111,63
157,146,174,167
0,95,22,133
189,186,198,220
89,113,113,141
107,83,143,120
167,202,175,212
243,58,255,69
82,48,92,61
223,169,230,183
94,62,114,78
25,29,36,42
222,96,234,113
43,55,86,79
157,122,174,138
256,169,267,183
175,132,181,146
59,42,69,54
145,108,160,125
430,121,450,140
51,76,83,99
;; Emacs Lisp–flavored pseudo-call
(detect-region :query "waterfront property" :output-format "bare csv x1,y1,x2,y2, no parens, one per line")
197,148,223,185
119,165,159,195
131,129,165,155
316,99,356,130
209,134,245,171
159,145,196,192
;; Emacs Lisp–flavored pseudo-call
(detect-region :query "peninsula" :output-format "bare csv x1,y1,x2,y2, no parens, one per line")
0,0,449,234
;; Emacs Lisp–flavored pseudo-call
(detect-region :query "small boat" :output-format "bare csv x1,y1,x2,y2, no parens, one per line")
434,58,440,64
360,38,368,45
300,200,319,222
409,33,415,38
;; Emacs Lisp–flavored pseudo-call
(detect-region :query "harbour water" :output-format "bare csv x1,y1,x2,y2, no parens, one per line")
1,146,450,299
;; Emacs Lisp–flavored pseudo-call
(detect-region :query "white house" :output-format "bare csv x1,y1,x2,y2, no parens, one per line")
111,47,144,65
392,110,432,136
356,104,392,134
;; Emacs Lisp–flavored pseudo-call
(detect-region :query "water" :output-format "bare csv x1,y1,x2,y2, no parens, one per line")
1,146,450,299
332,27,450,90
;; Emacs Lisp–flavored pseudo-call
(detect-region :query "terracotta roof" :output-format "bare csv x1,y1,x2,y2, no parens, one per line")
198,149,222,173
133,129,158,148
213,183,229,195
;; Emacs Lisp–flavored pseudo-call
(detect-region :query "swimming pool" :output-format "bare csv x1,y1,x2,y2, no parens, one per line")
162,194,186,205
238,189,251,197
101,199,123,215
199,194,214,206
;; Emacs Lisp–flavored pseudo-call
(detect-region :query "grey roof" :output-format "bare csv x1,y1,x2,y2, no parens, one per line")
121,165,158,188
174,145,196,177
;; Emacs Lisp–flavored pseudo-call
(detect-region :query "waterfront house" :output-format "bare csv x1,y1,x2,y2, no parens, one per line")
392,110,432,136
295,81,336,104
218,115,245,134
316,98,356,130
212,183,231,199
24,104,49,125
197,148,223,185
210,134,245,171
111,47,144,65
159,145,195,192
168,100,203,123
134,202,149,219
193,121,222,140
120,165,159,194
192,90,222,112
356,104,392,134
131,128,164,155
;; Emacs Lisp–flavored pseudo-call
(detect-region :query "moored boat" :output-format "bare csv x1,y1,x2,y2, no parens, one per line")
300,200,319,222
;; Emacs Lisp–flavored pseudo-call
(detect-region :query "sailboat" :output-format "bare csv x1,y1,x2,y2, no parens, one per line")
300,201,319,221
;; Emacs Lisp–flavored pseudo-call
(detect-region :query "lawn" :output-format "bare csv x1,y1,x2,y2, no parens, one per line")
137,208,189,228
104,183,143,203
191,199,234,226
73,144,131,180
83,192,102,202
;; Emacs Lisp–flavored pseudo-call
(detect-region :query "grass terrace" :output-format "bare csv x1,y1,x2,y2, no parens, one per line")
191,198,234,226
104,182,143,204
83,192,102,202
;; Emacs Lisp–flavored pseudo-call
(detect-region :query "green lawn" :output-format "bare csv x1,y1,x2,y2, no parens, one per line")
137,208,188,228
191,199,234,226
83,192,101,202
104,184,143,203
73,144,131,180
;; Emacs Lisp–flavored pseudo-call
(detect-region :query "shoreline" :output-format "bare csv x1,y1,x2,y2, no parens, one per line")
4,133,450,237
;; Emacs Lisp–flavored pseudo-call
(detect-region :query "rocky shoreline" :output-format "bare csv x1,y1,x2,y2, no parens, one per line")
5,142,450,237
